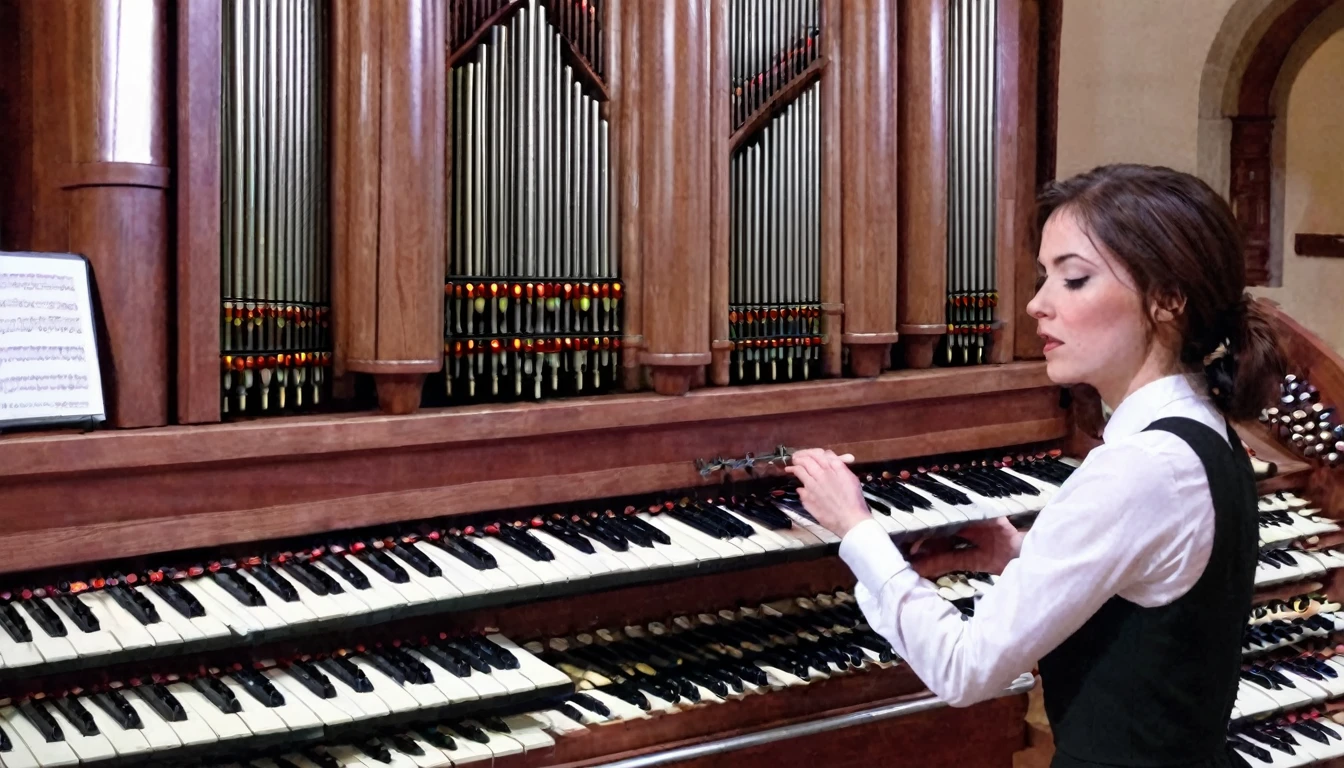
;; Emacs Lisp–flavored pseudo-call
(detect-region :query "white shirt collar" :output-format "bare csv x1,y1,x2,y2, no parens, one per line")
1101,373,1213,444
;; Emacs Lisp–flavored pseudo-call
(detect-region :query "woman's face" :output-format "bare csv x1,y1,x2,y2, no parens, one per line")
1026,208,1153,404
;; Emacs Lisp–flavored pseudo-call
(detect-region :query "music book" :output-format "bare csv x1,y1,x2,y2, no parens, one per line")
0,251,106,430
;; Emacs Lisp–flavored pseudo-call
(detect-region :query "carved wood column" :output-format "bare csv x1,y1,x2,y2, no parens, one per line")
896,0,948,369
636,0,713,395
819,0,844,378
17,0,173,428
709,0,733,386
1231,116,1274,287
839,0,901,377
332,0,447,414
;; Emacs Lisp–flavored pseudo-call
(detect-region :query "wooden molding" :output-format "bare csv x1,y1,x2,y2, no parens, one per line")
728,57,828,152
1295,233,1344,258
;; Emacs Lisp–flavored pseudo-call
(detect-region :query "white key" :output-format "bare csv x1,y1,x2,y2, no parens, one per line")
219,674,314,733
78,695,151,757
136,585,230,642
410,542,506,595
195,574,287,631
41,705,117,763
0,706,77,768
373,654,452,709
776,507,840,544
426,646,509,699
928,474,1021,518
346,554,434,607
115,691,182,751
0,623,43,670
500,714,558,752
381,548,465,602
14,604,78,663
349,658,420,713
461,723,525,757
718,508,801,550
488,634,572,689
531,708,588,736
77,592,160,651
393,734,455,768
166,682,252,741
41,598,121,658
860,493,914,535
266,668,353,727
1270,668,1331,703
317,660,393,720
600,534,674,570
582,689,648,721
0,720,41,768
999,467,1062,501
274,566,359,621
309,559,403,613
430,726,492,763
474,536,572,584
234,570,318,627
179,579,263,635
126,687,216,747
645,514,748,560
404,648,482,704
447,641,533,695
530,529,610,577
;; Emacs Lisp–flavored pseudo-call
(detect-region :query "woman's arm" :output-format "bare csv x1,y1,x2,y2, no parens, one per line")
789,443,1200,707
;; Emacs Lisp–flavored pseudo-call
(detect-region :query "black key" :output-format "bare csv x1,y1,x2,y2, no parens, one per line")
51,595,100,633
321,656,375,693
106,585,160,625
280,561,332,596
557,702,587,723
470,635,520,670
19,599,68,638
419,727,457,751
618,513,671,546
579,515,633,551
356,739,393,762
274,759,302,768
248,565,301,603
543,519,596,554
495,527,555,562
442,641,492,674
446,720,490,744
385,646,434,684
137,684,187,723
0,600,32,643
213,570,266,607
438,535,498,571
53,697,99,737
1229,737,1272,762
1289,721,1330,745
320,554,372,590
389,543,442,578
0,722,10,751
302,748,342,768
289,661,337,699
233,669,286,707
361,549,410,584
366,651,409,685
420,643,471,677
19,700,63,743
92,691,143,730
569,692,611,717
152,581,206,619
192,677,242,713
479,714,510,733
388,733,424,756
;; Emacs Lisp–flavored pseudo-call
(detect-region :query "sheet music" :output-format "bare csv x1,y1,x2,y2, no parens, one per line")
0,252,106,426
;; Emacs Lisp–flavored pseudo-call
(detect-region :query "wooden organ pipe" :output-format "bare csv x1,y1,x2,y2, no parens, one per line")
839,0,900,378
7,0,172,428
945,0,998,366
219,0,332,418
332,0,447,415
635,0,713,396
443,0,619,404
719,0,823,387
613,0,645,392
897,0,950,370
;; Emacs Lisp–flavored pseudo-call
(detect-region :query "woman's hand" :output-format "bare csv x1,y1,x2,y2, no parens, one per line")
783,448,873,539
908,517,1024,579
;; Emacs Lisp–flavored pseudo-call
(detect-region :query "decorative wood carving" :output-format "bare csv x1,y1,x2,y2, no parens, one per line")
839,0,901,377
1295,233,1344,258
896,0,949,370
332,0,447,414
635,0,714,395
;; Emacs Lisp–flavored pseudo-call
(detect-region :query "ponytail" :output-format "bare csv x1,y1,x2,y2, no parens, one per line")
1204,294,1285,421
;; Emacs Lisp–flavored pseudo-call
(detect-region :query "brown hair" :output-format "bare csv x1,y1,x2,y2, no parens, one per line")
1035,163,1283,420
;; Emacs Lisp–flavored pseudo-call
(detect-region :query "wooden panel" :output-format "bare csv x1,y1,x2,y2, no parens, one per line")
0,0,28,251
18,0,172,428
995,0,1038,364
1230,116,1275,287
709,0,732,385
839,0,901,377
177,0,224,425
637,0,714,395
820,0,844,378
1295,233,1344,258
896,0,949,369
0,364,1063,574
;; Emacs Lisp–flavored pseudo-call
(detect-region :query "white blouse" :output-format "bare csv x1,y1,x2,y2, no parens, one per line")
838,373,1228,707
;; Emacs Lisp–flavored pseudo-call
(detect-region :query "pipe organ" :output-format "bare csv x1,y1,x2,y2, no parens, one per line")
36,2,1335,767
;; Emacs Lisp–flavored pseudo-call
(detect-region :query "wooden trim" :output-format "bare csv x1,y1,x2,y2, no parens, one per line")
1295,233,1344,258
446,0,524,69
709,0,731,385
728,57,828,152
616,0,644,390
1034,0,1060,188
176,0,224,425
58,161,172,190
820,0,843,377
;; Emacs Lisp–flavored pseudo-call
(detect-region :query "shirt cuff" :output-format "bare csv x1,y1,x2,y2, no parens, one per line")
838,518,911,593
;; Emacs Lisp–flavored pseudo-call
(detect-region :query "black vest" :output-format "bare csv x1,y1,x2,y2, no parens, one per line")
1039,417,1258,768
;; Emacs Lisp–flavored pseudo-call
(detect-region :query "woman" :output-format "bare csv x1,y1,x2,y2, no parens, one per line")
786,164,1283,768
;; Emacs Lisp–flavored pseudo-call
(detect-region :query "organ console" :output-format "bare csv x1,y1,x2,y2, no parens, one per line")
2,0,1340,766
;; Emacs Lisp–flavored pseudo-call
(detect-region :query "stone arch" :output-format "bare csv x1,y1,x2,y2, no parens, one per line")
1196,0,1344,285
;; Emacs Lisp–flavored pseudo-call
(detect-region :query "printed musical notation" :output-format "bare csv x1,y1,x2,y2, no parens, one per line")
0,252,105,427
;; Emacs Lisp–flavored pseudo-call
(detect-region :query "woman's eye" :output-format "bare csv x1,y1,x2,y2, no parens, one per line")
1064,277,1090,291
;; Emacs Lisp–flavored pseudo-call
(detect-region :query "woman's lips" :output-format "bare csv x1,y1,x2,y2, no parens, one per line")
1040,334,1063,353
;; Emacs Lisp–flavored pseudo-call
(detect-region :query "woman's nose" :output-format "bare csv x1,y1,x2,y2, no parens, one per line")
1026,286,1050,319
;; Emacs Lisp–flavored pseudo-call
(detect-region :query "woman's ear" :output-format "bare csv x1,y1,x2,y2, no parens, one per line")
1150,292,1186,324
